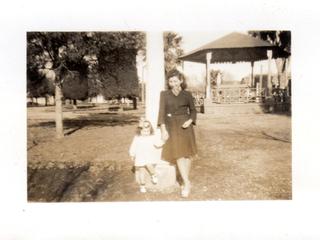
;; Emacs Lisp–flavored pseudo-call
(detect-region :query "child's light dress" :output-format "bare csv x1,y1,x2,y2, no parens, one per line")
129,135,163,167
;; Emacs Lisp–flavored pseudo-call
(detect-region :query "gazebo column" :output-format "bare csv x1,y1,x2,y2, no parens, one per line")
267,50,273,96
250,61,255,87
259,65,263,90
205,52,212,99
256,64,263,102
203,52,213,113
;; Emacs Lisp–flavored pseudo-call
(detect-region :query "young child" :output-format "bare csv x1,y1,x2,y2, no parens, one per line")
129,118,164,193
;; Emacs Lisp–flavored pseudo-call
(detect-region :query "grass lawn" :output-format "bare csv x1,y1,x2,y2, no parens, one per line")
27,105,291,201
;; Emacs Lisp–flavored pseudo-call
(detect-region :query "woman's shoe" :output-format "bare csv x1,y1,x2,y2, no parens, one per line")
181,183,191,198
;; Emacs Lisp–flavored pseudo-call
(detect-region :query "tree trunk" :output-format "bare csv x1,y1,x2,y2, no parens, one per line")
72,99,77,110
133,97,137,109
55,84,64,139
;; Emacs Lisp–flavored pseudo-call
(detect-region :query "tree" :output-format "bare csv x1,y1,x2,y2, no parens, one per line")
136,49,146,103
27,32,92,138
99,48,140,99
86,32,145,100
248,31,291,53
27,67,54,105
27,32,145,138
248,31,291,88
210,69,223,87
87,58,102,99
163,32,184,79
62,71,88,109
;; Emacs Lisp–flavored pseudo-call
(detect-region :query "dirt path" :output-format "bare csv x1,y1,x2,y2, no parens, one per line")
27,106,291,201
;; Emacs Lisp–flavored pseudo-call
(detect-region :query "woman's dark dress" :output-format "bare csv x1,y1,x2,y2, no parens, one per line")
158,90,197,164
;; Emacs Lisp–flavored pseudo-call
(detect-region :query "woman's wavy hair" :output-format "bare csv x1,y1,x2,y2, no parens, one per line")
166,69,187,90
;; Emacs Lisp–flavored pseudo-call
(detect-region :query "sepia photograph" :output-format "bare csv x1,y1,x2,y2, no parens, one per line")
27,31,292,202
2,0,320,239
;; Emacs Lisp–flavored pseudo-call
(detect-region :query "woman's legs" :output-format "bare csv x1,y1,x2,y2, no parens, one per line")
177,157,191,184
185,157,192,177
177,157,191,197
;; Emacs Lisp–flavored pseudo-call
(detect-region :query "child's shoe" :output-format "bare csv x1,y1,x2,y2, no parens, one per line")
151,175,158,184
140,185,147,193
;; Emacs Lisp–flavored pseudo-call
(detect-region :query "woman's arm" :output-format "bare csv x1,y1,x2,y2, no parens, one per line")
158,91,169,141
182,91,197,128
160,123,169,141
188,91,197,125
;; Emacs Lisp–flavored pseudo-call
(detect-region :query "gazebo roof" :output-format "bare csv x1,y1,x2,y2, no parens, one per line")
179,32,290,64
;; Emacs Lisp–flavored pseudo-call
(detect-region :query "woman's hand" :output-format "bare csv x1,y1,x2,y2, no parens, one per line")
182,119,193,129
160,124,169,142
161,129,169,142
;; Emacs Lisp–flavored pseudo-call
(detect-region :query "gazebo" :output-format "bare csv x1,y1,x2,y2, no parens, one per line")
179,32,290,113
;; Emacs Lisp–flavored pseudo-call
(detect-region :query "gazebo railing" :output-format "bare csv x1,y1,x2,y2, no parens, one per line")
212,86,266,103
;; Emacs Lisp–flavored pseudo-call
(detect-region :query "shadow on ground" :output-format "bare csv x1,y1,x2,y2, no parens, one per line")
28,162,118,202
29,112,140,136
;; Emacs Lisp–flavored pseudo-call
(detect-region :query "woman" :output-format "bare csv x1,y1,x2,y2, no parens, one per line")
158,69,197,197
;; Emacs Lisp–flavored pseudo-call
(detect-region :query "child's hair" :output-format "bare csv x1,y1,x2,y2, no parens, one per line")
136,118,154,135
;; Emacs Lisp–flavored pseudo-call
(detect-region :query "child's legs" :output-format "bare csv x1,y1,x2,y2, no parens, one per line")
145,164,156,176
136,167,146,185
